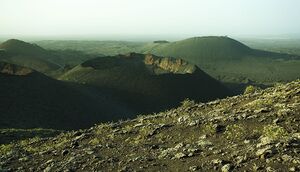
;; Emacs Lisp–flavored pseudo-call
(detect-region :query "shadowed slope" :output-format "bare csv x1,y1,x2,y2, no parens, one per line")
0,62,134,130
60,53,232,114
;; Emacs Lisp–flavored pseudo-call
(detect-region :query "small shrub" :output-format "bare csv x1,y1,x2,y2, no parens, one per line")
202,123,218,136
124,125,134,133
139,127,153,138
132,126,156,144
89,138,101,145
262,125,288,140
224,124,247,141
94,123,113,135
181,99,196,108
274,82,284,87
244,85,260,94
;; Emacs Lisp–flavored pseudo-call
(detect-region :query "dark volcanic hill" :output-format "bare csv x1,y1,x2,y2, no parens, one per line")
0,62,134,130
0,39,60,73
60,53,232,113
0,39,97,75
1,80,299,171
0,39,49,56
147,36,300,84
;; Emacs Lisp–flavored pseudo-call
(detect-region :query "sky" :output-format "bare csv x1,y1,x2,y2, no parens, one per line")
1,0,300,40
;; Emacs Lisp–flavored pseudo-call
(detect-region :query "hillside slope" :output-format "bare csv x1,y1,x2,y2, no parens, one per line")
0,62,134,130
60,53,232,113
1,80,299,171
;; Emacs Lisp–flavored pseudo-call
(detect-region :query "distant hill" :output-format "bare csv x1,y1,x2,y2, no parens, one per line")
239,38,300,56
150,36,253,62
147,36,300,84
0,39,96,75
0,62,135,130
60,53,232,113
35,40,143,56
153,40,169,43
35,37,300,85
148,36,300,62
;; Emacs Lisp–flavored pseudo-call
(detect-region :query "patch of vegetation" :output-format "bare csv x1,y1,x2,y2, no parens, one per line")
19,133,72,154
19,137,42,153
245,98,274,109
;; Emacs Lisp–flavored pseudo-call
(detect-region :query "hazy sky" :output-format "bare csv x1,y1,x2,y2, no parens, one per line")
1,0,300,39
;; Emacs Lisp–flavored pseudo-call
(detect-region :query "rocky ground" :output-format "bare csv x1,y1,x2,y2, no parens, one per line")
0,80,300,172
